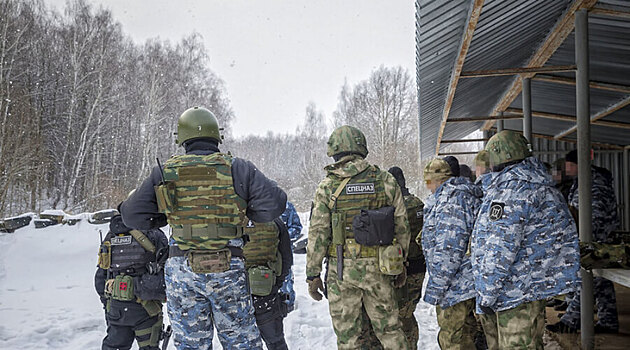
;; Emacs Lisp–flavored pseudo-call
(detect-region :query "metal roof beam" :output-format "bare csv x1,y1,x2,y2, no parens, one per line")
437,151,480,156
533,74,630,94
590,5,630,19
440,138,487,143
506,108,630,129
460,65,576,78
555,95,630,138
447,114,522,122
434,0,485,156
482,0,599,131
491,128,624,150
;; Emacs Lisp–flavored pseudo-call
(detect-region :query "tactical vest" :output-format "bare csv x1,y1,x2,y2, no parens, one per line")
110,231,155,275
405,194,424,260
242,220,280,269
156,153,247,251
328,166,388,258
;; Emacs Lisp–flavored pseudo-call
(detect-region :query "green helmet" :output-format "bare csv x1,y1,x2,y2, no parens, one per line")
423,158,453,184
485,130,532,166
474,150,490,168
176,106,222,146
326,125,369,157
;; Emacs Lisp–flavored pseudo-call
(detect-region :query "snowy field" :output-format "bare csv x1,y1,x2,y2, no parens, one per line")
0,213,439,349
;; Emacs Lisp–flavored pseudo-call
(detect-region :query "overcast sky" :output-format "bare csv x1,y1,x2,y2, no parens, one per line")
45,0,416,138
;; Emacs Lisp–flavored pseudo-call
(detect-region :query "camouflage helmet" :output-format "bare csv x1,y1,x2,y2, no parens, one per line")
423,158,453,184
485,130,532,166
176,106,222,146
474,150,490,168
326,125,368,157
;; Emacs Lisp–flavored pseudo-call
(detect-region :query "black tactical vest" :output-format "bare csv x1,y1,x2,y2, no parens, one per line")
110,233,154,275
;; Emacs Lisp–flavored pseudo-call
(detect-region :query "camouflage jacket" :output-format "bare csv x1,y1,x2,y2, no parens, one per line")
281,201,303,241
306,155,410,277
474,172,495,196
420,176,481,308
568,166,619,242
472,157,581,313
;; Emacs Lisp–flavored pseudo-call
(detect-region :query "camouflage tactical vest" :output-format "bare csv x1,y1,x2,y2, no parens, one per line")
404,194,424,260
242,219,280,269
110,232,155,275
156,153,247,250
328,165,388,258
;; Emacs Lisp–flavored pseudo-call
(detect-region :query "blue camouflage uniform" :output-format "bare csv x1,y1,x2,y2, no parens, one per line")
472,157,581,314
279,201,302,312
560,166,619,330
421,176,481,309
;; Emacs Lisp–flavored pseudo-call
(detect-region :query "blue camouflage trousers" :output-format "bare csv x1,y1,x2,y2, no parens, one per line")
560,277,618,329
165,256,263,350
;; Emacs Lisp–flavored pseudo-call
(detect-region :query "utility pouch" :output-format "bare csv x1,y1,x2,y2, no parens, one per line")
134,274,167,302
154,182,176,213
248,265,276,296
345,238,362,259
98,241,111,269
112,274,135,301
378,241,404,276
331,212,347,246
139,299,163,317
352,206,395,246
188,249,231,274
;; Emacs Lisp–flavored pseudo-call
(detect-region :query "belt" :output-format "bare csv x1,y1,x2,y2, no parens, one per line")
169,245,244,259
327,239,378,258
172,225,243,240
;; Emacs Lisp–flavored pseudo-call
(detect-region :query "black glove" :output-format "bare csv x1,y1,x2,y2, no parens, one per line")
480,305,495,315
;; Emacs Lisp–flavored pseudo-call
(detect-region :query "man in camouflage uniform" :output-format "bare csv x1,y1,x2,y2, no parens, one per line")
472,131,580,349
306,125,410,350
421,158,482,350
243,218,293,350
120,106,286,349
549,150,620,333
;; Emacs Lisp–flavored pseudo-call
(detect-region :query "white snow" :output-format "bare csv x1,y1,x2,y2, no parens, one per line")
39,210,66,217
0,214,439,349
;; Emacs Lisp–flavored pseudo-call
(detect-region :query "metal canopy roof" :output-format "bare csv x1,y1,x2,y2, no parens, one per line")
416,0,630,158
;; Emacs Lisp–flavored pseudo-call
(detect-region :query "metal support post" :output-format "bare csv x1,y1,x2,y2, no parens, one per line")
497,112,505,132
576,9,594,350
522,77,533,148
624,148,630,230
483,130,490,147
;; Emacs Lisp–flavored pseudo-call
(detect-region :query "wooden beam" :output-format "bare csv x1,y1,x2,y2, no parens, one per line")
482,0,599,131
590,6,630,19
555,95,630,138
460,65,576,78
491,127,624,150
441,138,488,143
533,74,630,94
437,151,480,156
447,114,522,122
434,0,485,156
506,107,630,130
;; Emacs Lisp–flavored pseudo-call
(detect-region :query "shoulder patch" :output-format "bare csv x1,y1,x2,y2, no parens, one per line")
489,202,505,221
111,236,132,246
345,183,375,195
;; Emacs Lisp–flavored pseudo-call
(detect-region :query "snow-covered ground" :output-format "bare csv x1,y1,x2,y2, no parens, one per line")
0,213,439,349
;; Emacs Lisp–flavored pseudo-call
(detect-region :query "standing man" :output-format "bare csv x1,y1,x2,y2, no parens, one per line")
243,218,293,350
95,214,168,350
421,159,481,350
306,125,410,349
549,150,620,333
279,201,302,312
120,106,286,349
473,131,580,349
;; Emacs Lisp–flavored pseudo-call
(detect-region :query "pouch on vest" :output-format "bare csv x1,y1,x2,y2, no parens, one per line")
154,182,176,214
248,265,276,296
331,212,346,246
139,299,163,317
188,248,231,273
98,241,111,270
378,241,404,275
352,206,395,246
112,274,135,301
134,273,166,301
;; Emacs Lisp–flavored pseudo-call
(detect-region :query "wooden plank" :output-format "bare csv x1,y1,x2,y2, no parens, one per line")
447,114,522,122
533,74,630,93
482,0,599,131
441,138,487,143
590,6,630,19
593,269,630,288
506,107,630,129
434,0,485,156
491,127,624,149
460,65,575,78
437,151,480,156
555,95,630,138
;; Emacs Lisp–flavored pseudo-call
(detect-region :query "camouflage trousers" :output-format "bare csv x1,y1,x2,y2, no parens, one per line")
327,257,409,350
560,277,618,329
478,299,545,350
435,298,476,350
164,256,263,350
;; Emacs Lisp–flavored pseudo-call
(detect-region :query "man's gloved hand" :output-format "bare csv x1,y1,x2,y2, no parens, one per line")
307,275,324,301
393,268,407,288
480,305,494,315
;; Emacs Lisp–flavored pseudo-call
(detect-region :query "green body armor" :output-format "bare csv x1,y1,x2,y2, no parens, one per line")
155,153,247,251
242,220,282,296
328,166,388,259
404,194,424,260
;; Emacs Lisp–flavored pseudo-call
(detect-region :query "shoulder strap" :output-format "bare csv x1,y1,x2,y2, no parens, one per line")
328,177,352,210
129,230,156,254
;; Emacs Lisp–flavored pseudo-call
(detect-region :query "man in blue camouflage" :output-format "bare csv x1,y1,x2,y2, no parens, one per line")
548,150,620,334
420,158,482,349
472,130,581,349
279,201,302,312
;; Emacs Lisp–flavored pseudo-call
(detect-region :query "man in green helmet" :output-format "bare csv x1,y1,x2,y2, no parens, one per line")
306,125,410,349
120,106,287,349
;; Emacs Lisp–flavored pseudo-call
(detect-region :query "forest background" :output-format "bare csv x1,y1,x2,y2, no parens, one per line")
0,0,442,217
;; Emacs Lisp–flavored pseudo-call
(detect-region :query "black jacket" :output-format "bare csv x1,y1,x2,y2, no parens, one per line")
274,217,293,286
120,140,287,231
